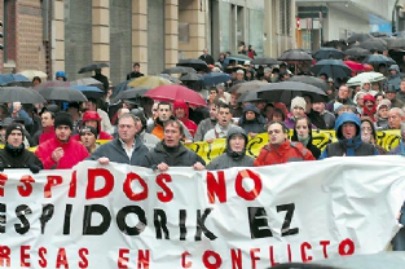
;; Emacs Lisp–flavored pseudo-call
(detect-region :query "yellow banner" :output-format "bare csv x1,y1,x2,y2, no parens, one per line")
187,130,401,163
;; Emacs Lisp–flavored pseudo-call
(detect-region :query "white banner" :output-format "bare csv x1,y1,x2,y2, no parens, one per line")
0,156,404,269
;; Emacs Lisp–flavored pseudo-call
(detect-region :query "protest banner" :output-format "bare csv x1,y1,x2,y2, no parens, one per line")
0,156,404,268
187,129,401,163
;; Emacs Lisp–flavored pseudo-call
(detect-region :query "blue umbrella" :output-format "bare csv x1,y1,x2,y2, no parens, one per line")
0,74,30,86
202,72,231,87
73,85,105,99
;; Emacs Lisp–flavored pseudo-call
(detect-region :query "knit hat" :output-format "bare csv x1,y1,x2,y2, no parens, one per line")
54,112,73,130
377,99,391,111
290,96,306,110
5,123,24,140
79,126,98,137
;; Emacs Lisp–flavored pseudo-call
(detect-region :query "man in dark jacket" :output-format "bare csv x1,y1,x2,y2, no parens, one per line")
238,104,266,137
207,126,254,170
320,112,378,158
0,123,42,173
88,113,149,165
141,119,205,172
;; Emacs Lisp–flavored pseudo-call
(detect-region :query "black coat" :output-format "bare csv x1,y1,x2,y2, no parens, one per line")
0,145,43,171
141,141,205,170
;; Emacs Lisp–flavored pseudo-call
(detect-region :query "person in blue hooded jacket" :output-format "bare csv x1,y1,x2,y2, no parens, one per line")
320,112,378,158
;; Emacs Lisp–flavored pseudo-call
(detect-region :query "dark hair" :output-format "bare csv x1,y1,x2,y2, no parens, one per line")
133,62,140,68
158,101,172,110
163,119,185,136
292,116,312,141
272,108,286,121
40,110,55,119
267,120,289,133
216,102,230,111
32,76,42,83
360,117,377,141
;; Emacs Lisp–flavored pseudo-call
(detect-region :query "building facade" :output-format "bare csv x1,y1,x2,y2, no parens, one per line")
296,0,396,50
0,0,296,84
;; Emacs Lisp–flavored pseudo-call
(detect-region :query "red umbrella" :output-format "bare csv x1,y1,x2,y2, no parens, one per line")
344,60,365,76
344,60,365,72
144,85,206,107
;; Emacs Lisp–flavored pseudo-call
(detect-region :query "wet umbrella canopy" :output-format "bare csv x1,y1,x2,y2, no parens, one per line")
257,81,327,104
0,86,46,103
78,62,109,74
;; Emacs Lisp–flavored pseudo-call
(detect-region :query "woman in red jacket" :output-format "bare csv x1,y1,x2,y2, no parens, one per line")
74,110,113,141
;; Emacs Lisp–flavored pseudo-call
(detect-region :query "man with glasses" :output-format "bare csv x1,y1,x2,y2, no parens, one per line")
88,113,149,165
254,121,315,166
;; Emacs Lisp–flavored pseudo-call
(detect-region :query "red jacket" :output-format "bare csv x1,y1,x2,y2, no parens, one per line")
254,140,315,166
35,137,89,169
39,126,55,144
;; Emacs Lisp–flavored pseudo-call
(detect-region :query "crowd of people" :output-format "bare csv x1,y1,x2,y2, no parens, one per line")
0,46,404,251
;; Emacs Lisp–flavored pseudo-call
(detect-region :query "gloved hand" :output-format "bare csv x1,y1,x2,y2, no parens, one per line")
29,165,40,174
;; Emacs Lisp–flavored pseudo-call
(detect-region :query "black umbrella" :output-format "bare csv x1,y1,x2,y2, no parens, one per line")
278,50,312,61
347,33,374,44
310,59,352,80
251,57,279,65
78,62,109,74
39,87,88,102
359,38,388,51
313,47,344,61
363,54,396,66
228,80,268,94
0,86,45,103
289,75,328,92
176,59,209,72
344,47,371,58
387,38,405,49
111,87,148,103
71,77,104,88
257,81,327,104
179,73,203,82
162,66,196,75
237,89,263,103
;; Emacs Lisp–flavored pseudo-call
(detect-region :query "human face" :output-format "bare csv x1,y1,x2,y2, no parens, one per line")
375,95,384,105
341,122,357,139
372,83,380,92
362,83,371,91
400,81,405,93
118,117,138,143
85,101,97,111
216,107,232,127
209,104,217,120
7,130,23,148
164,122,182,147
356,95,364,107
152,103,159,118
295,118,309,139
80,132,97,149
386,92,396,101
55,125,72,142
338,86,350,99
378,106,389,119
229,134,245,153
361,121,373,143
272,112,283,122
245,111,256,121
175,107,186,119
209,90,217,102
41,112,54,128
85,120,98,129
292,106,305,118
388,111,402,129
268,123,287,146
312,102,324,113
158,104,172,122
236,72,244,81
